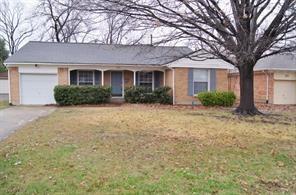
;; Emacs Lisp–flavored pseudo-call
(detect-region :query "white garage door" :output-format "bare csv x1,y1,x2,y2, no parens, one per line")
274,81,296,105
20,74,58,105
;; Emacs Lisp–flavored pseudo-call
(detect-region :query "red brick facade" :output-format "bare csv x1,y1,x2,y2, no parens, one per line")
8,67,20,105
228,71,274,103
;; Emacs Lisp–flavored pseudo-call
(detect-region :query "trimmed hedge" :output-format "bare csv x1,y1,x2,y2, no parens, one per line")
54,85,111,105
125,86,173,104
196,91,236,107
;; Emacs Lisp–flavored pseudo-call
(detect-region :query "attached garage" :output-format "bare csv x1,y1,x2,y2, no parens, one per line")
274,81,296,104
20,74,57,105
273,71,296,105
229,54,296,105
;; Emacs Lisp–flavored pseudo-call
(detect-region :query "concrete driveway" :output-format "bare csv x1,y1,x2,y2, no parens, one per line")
0,106,56,141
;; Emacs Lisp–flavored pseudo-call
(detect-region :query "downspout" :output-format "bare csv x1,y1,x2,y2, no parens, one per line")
264,70,269,104
173,68,175,105
164,63,175,105
166,66,175,105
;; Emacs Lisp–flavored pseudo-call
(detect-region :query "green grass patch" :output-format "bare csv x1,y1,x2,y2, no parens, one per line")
0,106,295,194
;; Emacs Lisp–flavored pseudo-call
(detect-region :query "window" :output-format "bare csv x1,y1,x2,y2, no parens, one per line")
139,72,153,89
193,69,209,94
78,71,94,85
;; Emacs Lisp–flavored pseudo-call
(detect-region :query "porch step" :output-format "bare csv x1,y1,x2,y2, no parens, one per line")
110,98,125,103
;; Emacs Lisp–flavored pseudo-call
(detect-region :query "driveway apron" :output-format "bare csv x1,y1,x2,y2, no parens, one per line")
0,106,56,141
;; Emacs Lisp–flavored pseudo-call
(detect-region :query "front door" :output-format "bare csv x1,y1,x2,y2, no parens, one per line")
111,71,123,97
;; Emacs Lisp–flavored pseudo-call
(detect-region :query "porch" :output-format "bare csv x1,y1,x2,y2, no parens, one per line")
68,68,166,98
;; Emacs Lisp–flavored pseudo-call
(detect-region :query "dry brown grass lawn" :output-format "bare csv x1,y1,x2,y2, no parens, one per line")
0,105,295,194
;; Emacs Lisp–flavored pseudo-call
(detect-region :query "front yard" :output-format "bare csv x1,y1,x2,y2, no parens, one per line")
0,105,295,194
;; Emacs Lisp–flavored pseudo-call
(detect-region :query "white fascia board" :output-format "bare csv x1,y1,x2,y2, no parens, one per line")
5,62,162,67
166,64,233,69
5,63,166,71
166,58,233,69
254,68,296,71
19,65,58,74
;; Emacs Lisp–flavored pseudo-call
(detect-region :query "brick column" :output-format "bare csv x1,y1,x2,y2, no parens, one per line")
58,68,69,85
9,67,20,105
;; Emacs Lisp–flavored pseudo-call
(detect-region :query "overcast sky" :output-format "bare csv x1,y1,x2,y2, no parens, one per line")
5,0,157,46
20,0,38,16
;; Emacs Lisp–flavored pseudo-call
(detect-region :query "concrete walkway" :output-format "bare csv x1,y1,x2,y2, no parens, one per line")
0,106,56,141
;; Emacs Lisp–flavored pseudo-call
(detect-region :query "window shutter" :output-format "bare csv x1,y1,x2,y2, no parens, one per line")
136,72,139,86
154,71,161,89
188,68,194,96
94,70,101,85
70,70,77,85
210,69,216,91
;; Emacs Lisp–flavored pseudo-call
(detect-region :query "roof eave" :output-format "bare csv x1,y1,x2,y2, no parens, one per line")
254,68,296,71
4,62,167,68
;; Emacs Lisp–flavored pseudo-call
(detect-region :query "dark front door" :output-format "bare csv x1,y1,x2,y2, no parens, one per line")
111,71,123,96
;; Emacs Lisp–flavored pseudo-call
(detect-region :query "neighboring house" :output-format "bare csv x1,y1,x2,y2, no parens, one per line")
229,54,296,105
4,41,230,105
0,71,8,101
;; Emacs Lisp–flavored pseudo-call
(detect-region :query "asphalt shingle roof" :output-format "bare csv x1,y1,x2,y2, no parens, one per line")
254,54,296,71
5,41,192,66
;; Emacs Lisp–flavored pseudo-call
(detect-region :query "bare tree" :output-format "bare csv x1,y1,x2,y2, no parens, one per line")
94,12,147,44
0,0,34,55
36,0,95,43
80,0,296,115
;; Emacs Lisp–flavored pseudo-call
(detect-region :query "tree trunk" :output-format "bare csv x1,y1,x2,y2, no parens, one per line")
235,65,263,115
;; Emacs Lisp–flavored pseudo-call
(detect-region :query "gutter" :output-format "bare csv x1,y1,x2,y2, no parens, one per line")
264,70,270,104
166,66,176,105
4,62,165,68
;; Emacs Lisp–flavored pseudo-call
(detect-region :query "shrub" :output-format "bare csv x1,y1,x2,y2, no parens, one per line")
153,86,173,104
125,86,173,104
197,91,236,107
54,85,111,106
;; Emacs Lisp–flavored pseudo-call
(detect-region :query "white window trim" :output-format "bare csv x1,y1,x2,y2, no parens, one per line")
138,71,155,91
192,69,211,95
77,70,95,86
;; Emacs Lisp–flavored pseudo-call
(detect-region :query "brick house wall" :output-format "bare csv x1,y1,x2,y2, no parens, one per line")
9,65,230,105
172,68,229,105
58,68,69,85
174,68,196,104
124,71,134,88
228,71,274,103
165,69,173,89
104,71,111,86
8,67,20,105
216,69,229,91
